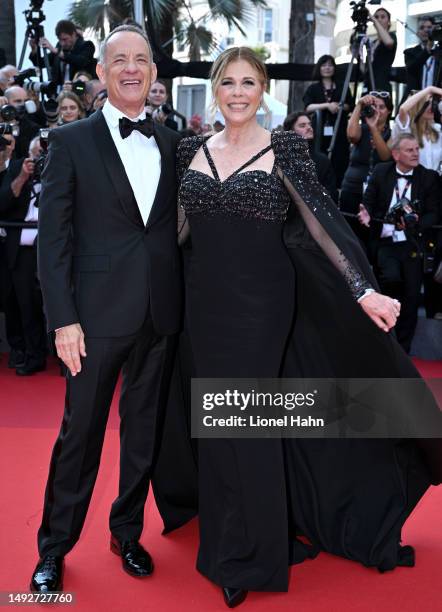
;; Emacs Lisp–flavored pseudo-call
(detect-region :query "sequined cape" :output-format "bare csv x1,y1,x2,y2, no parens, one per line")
177,130,376,301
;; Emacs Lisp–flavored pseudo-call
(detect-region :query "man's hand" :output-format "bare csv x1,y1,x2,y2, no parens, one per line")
359,292,401,332
358,204,371,227
19,157,35,180
39,37,58,54
55,323,87,376
327,102,340,114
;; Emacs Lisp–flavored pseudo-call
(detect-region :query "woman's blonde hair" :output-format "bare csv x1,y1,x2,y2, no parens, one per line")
57,91,85,119
407,96,438,148
209,47,269,118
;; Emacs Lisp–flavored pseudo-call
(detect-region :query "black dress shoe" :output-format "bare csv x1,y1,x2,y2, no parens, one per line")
222,587,248,608
8,349,25,369
110,536,154,577
16,361,46,376
30,556,64,592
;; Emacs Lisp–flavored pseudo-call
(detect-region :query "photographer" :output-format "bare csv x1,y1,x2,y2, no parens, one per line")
358,133,440,352
0,134,47,374
29,19,96,88
3,86,40,158
147,80,178,131
393,85,442,171
283,111,338,203
364,8,397,94
340,92,392,243
403,16,441,100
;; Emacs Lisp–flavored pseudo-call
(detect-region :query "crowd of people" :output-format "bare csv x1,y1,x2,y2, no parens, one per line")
1,11,442,371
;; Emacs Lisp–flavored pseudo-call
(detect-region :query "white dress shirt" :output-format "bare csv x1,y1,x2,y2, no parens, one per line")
101,100,161,225
20,184,39,246
381,166,413,242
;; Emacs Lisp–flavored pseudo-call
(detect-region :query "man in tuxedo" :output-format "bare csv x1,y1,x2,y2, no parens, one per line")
283,111,338,203
30,24,181,592
29,20,96,87
0,136,46,374
403,16,441,100
358,133,440,352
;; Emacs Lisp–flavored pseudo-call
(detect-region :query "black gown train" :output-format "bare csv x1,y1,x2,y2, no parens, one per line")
152,131,441,592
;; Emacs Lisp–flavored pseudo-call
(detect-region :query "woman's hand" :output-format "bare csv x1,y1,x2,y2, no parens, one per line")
359,292,401,332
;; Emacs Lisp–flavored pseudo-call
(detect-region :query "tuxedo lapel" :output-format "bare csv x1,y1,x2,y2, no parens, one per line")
146,126,174,229
89,111,144,227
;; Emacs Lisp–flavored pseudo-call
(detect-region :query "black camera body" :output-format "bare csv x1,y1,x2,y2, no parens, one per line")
429,24,442,43
361,104,376,119
32,128,50,185
72,80,87,97
0,122,20,151
0,104,18,122
350,0,381,34
385,197,420,229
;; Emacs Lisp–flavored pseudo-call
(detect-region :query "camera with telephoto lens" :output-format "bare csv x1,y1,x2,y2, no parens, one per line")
385,197,419,229
0,104,18,122
32,127,49,186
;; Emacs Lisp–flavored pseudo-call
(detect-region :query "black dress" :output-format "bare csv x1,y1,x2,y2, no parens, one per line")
156,131,441,593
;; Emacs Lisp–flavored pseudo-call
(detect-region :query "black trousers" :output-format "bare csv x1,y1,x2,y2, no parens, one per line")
10,246,46,362
37,311,175,557
375,240,422,353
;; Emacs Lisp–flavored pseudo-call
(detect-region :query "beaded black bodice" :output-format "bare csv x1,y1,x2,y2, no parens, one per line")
176,131,373,301
177,134,290,223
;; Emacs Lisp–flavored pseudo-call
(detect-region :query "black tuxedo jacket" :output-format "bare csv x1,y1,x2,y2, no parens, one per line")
30,36,96,85
0,158,34,269
362,161,440,241
37,110,182,337
403,44,441,97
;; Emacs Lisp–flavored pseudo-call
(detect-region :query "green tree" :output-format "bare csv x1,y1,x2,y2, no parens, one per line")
68,0,267,61
0,0,16,66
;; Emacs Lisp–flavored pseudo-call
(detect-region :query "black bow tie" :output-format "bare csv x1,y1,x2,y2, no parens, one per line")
395,172,413,181
119,115,154,139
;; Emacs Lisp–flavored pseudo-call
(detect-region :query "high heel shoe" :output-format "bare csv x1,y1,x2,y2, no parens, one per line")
222,587,248,608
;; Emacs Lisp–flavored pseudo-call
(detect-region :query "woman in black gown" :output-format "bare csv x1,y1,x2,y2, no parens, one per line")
169,47,442,608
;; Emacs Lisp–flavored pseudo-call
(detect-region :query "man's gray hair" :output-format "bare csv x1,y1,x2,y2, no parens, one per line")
389,132,418,151
98,25,153,64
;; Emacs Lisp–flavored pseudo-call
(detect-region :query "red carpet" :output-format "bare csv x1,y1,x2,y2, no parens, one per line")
1,354,441,611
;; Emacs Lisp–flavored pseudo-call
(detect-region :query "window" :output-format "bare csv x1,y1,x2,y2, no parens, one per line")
264,9,273,43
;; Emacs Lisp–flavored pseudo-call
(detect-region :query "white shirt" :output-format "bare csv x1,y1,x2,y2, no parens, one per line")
392,115,442,172
20,183,39,246
422,51,435,89
380,166,412,242
102,100,161,225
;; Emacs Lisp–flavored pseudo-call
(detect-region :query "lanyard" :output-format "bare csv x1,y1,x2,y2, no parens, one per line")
394,179,412,203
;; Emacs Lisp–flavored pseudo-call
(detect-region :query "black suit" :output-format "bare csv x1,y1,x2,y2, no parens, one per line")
36,110,182,557
30,36,96,86
363,161,440,352
403,44,441,99
0,159,46,364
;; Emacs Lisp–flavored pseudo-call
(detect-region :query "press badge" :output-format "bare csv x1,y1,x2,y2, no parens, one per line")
323,125,334,136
